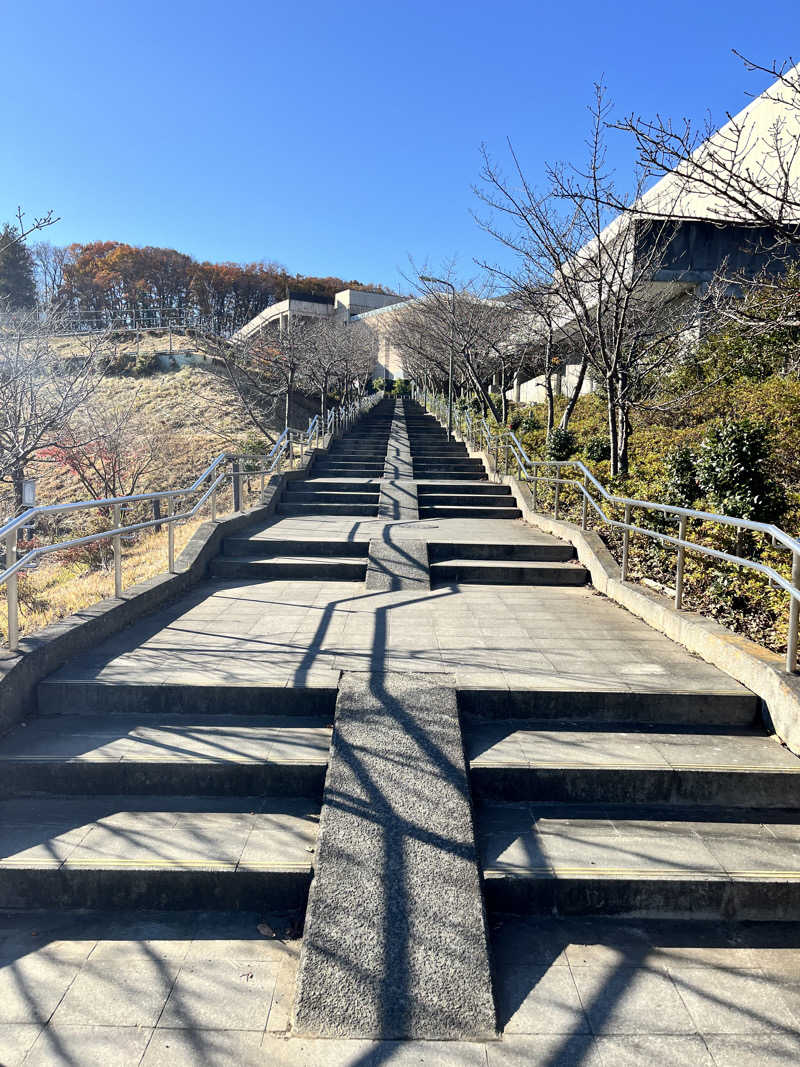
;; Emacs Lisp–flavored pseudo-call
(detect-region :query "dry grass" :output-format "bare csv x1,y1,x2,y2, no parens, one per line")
0,350,290,645
0,515,208,643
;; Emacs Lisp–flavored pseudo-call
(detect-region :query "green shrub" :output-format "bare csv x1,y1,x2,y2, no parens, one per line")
663,445,700,508
695,418,786,523
585,436,611,462
546,426,575,460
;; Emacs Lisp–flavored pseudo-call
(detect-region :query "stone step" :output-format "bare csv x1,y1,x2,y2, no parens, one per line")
417,483,512,495
37,680,338,718
477,801,800,919
412,470,488,481
413,460,485,469
418,493,515,507
0,795,317,910
457,689,760,726
428,541,575,562
223,537,369,558
277,502,379,516
0,714,331,798
467,723,800,806
282,490,380,504
418,505,523,519
312,464,387,475
210,555,368,581
430,559,588,585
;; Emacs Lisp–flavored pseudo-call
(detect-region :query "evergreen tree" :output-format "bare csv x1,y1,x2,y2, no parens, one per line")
0,225,36,308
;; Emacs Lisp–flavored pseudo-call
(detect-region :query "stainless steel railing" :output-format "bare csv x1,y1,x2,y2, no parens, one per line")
0,394,379,651
413,386,800,674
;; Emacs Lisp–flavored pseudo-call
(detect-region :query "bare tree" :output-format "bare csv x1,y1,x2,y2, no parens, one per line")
31,242,69,308
0,309,109,508
43,392,169,502
390,268,519,423
0,207,60,256
477,85,700,475
612,54,800,246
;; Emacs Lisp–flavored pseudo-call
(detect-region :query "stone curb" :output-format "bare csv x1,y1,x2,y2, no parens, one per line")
0,447,326,735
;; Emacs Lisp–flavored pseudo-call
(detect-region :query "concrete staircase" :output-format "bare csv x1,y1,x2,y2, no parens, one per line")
428,541,588,586
463,689,800,920
0,678,332,911
2,393,799,1057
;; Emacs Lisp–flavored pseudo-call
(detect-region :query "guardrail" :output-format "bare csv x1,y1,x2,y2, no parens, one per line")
0,393,379,651
413,386,800,674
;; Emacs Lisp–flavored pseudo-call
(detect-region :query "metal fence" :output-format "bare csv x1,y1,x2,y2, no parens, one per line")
0,394,379,651
414,386,800,674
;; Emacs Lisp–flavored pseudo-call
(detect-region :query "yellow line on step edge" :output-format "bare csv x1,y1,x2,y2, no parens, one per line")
472,761,800,773
0,860,310,870
484,867,800,878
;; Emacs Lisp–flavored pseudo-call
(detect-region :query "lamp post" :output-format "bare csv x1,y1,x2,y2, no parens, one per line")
419,275,455,440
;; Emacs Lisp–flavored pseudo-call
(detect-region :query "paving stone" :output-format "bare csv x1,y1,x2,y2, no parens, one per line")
670,966,800,1033
142,1027,264,1065
487,1033,603,1065
568,965,697,1034
593,1035,716,1066
24,1023,153,1066
0,955,80,1023
52,959,178,1026
0,1023,42,1065
704,1033,800,1066
495,964,588,1033
158,960,278,1030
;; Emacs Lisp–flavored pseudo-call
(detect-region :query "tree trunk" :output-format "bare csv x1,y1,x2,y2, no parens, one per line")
11,463,24,512
285,366,294,432
544,371,555,434
558,356,588,431
618,405,631,478
607,377,620,477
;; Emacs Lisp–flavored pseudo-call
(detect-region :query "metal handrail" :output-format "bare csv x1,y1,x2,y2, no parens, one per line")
0,393,377,651
413,386,800,673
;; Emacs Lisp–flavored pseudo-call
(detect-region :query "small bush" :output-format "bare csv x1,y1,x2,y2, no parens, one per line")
546,427,575,460
695,418,786,523
663,445,700,508
585,436,611,462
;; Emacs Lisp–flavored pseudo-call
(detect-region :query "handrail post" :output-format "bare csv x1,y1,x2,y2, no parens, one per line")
211,487,217,522
232,459,241,512
504,436,510,477
621,504,632,581
5,529,18,652
553,465,560,520
787,550,800,673
531,463,538,512
112,503,122,598
167,497,175,573
581,473,588,530
675,515,688,610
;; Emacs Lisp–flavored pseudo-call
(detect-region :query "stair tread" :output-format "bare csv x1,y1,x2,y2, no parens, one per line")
432,559,583,570
0,715,332,764
468,724,800,772
216,554,366,567
478,802,800,880
0,796,320,870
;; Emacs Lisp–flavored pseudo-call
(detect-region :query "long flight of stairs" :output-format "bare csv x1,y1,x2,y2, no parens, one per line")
405,402,522,519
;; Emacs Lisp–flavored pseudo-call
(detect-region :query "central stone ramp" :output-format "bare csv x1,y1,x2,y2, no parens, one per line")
293,671,496,1039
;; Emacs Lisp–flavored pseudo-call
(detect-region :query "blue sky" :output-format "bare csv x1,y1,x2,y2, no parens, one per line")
3,0,799,292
